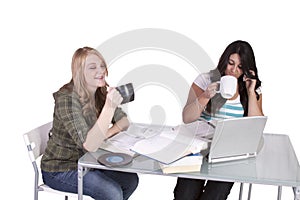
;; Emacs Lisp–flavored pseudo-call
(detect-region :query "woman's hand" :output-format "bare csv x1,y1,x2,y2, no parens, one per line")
106,117,130,138
203,82,219,99
106,87,123,109
243,70,257,94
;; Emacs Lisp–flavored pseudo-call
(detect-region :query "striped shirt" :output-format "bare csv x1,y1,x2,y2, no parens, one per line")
194,73,244,121
200,96,244,121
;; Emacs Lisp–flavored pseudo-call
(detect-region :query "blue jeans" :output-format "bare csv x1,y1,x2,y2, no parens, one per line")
42,169,138,200
174,178,233,200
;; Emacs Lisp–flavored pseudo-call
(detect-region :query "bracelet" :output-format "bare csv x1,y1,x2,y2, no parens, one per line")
195,98,206,111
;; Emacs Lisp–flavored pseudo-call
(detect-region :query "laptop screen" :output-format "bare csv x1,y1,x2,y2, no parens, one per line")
208,116,267,163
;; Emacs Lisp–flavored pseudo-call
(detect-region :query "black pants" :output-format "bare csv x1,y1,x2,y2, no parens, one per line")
174,178,233,200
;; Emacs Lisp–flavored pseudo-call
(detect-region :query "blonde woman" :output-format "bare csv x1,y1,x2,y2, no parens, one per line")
41,47,138,200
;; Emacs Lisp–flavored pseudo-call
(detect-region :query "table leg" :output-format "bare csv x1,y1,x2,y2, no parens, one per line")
78,164,83,200
239,183,244,200
277,186,282,200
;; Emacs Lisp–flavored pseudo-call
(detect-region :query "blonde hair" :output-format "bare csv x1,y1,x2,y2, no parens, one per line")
71,47,108,122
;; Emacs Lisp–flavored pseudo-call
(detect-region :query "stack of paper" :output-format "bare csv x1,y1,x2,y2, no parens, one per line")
159,153,203,174
100,121,213,164
130,123,210,164
99,123,172,157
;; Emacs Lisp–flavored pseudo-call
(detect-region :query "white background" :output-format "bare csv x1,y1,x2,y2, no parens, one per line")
1,0,299,199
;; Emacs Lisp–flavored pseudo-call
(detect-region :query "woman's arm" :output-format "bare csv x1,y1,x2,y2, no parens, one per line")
107,116,130,137
244,73,264,116
247,93,263,116
182,83,217,123
83,88,123,152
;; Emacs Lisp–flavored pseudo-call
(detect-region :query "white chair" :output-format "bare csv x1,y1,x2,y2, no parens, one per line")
23,122,93,200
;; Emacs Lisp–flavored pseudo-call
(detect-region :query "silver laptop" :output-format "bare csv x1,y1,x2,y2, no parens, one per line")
208,116,267,163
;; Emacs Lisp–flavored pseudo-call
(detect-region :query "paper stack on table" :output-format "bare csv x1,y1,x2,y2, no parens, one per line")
100,121,213,164
130,121,212,164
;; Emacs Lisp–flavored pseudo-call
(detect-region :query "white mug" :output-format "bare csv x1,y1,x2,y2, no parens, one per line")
216,75,237,99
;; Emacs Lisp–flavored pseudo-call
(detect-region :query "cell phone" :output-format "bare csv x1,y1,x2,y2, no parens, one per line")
243,68,257,79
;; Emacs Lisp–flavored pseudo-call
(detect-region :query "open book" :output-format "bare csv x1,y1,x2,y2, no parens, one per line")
100,121,214,162
99,123,171,156
130,121,214,164
159,153,203,174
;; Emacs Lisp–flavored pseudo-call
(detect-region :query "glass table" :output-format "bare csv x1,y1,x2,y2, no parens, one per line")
78,133,300,200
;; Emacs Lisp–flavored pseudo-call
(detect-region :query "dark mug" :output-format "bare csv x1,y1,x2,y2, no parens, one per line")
116,83,135,104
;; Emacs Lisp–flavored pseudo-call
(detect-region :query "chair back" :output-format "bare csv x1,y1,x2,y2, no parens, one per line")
23,122,94,200
23,122,52,162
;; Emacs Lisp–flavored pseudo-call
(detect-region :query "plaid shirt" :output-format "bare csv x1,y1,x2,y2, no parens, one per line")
41,86,126,172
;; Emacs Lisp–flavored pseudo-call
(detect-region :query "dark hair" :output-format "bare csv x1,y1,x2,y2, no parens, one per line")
95,86,108,117
206,40,261,116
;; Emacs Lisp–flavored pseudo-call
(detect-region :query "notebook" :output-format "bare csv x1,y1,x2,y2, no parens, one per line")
208,116,267,163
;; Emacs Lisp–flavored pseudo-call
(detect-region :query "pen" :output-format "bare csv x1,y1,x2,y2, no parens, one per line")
197,119,216,128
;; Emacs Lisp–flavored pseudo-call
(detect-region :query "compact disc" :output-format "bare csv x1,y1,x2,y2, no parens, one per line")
97,153,133,167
